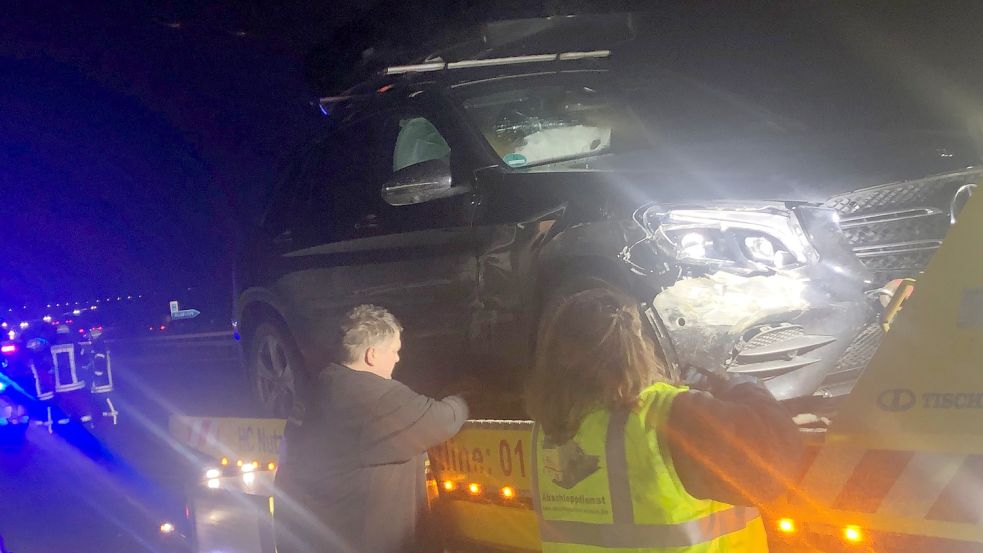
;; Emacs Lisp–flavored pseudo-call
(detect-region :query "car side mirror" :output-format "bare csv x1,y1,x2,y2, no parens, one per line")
381,159,470,207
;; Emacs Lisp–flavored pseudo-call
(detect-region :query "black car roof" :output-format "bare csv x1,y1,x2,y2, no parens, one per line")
318,54,612,123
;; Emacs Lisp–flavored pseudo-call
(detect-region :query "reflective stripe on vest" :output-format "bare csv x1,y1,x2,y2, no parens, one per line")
532,396,761,549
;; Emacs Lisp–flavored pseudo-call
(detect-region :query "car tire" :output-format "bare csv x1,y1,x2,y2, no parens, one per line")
246,321,303,418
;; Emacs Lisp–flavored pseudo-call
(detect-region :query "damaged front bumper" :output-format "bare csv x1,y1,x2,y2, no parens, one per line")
649,271,873,401
628,203,879,401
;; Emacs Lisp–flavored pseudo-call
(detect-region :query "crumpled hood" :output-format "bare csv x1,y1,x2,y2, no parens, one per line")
524,130,981,203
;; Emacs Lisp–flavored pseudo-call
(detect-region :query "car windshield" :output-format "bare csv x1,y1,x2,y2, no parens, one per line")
457,74,815,170
459,81,650,169
458,65,965,174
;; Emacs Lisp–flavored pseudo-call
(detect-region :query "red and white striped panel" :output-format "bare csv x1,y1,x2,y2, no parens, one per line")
188,418,219,450
795,446,983,524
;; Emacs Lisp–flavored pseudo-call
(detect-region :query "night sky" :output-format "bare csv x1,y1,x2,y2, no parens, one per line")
0,2,344,308
2,1,981,311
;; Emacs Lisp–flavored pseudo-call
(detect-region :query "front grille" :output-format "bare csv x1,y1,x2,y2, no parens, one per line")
841,217,948,252
822,324,884,389
824,169,981,283
728,324,835,379
744,325,804,350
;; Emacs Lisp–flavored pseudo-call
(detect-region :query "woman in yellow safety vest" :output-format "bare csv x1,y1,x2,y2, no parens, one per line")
524,288,803,552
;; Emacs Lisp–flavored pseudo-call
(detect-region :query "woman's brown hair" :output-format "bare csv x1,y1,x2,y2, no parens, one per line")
524,288,669,444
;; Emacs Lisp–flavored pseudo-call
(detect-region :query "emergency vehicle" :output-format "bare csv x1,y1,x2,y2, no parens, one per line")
171,191,980,552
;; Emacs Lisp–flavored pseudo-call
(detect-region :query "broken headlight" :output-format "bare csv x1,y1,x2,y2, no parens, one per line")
642,206,819,273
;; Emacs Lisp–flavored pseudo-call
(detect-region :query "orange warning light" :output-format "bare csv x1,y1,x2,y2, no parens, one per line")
467,483,482,496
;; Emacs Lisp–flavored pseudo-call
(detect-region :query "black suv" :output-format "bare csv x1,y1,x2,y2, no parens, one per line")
235,52,979,417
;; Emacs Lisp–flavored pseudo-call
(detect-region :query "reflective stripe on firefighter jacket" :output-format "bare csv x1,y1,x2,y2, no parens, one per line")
80,341,113,394
51,343,86,393
30,360,55,401
532,382,767,552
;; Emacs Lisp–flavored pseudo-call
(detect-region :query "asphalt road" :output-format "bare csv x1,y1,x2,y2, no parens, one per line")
0,332,253,553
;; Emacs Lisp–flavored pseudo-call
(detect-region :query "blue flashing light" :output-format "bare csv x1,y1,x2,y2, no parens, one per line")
0,381,6,392
0,418,7,426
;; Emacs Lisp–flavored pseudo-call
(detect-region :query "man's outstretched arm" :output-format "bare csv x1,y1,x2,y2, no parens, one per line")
360,381,469,466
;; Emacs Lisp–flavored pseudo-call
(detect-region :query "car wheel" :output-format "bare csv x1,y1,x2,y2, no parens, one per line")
247,322,302,418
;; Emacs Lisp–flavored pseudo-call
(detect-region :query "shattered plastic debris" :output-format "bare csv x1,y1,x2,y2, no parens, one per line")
792,412,831,431
655,272,809,327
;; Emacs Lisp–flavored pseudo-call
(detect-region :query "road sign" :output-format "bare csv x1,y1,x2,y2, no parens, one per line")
172,309,201,320
170,300,201,320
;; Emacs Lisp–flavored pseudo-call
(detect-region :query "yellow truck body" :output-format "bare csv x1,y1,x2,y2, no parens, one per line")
766,189,983,551
428,420,539,551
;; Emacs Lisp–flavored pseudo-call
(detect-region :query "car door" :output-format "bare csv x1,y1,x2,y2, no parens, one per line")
345,104,479,390
276,104,479,390
266,115,388,367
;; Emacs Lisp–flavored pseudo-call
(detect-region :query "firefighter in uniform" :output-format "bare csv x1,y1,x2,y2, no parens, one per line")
26,325,57,425
79,325,118,426
50,323,90,425
524,289,803,552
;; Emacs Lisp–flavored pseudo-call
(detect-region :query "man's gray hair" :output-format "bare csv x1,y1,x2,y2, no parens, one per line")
339,304,403,364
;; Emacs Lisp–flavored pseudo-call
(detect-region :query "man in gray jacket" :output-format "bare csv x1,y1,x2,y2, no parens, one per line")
275,305,469,553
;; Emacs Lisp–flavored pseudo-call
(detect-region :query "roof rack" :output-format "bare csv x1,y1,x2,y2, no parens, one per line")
317,93,370,106
316,49,611,109
383,49,610,76
316,82,399,110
